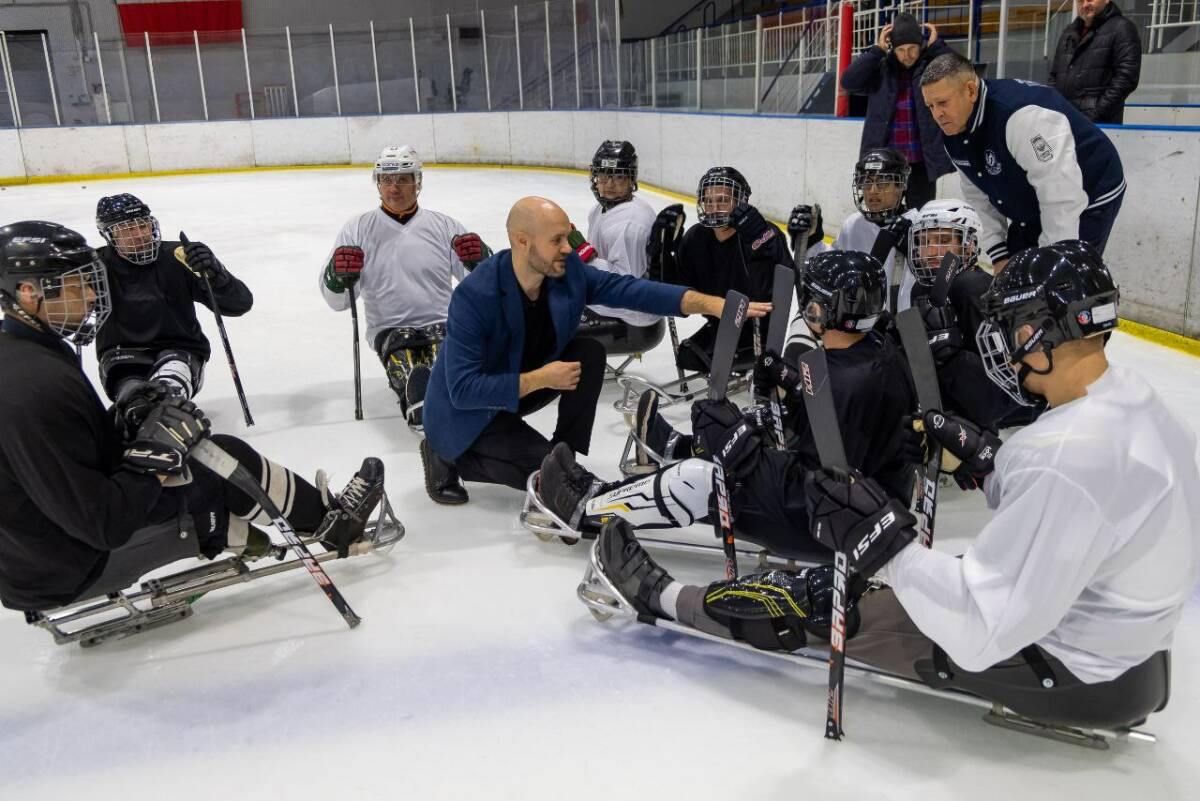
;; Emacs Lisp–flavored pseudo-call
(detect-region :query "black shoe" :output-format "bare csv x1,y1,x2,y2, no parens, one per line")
420,438,468,505
596,518,673,619
316,457,385,558
538,442,603,531
405,365,431,432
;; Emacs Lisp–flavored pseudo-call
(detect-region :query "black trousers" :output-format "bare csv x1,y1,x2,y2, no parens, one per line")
454,337,607,490
904,160,938,212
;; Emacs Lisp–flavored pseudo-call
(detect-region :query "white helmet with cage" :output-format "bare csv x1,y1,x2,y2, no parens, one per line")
906,198,982,285
374,145,423,194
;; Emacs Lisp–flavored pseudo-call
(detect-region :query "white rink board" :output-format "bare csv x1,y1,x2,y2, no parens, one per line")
0,167,1197,801
19,126,131,176
250,117,350,167
432,112,511,164
507,111,575,167
144,121,255,173
346,115,437,166
0,129,24,180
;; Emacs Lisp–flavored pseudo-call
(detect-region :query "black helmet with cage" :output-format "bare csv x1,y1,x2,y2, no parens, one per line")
96,193,161,266
590,140,638,210
852,147,911,225
696,166,751,228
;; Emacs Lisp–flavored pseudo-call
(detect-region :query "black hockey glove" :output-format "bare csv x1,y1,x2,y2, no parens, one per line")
692,399,761,478
182,240,230,286
874,215,912,261
787,204,825,251
646,204,686,282
918,299,963,365
729,203,778,252
922,409,1002,491
805,467,918,578
122,397,211,477
754,349,803,399
113,379,171,440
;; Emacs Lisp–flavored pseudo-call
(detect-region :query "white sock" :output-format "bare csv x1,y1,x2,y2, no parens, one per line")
657,581,683,620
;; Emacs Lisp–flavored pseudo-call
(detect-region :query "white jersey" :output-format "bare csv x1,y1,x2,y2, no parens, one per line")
319,206,468,347
881,364,1200,683
585,197,659,328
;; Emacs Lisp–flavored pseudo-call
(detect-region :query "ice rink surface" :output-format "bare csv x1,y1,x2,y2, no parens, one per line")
1,167,1199,801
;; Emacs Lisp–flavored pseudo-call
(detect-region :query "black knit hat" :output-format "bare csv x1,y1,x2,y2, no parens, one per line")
891,13,924,48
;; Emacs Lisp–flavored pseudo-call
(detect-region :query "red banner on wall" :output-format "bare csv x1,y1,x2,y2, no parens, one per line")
117,0,244,47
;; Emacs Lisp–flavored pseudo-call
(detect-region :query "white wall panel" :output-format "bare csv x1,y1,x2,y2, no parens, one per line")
347,115,436,165
615,111,663,188
0,129,26,181
251,118,350,167
657,113,722,197
124,126,151,173
801,117,865,230
20,126,131,176
719,115,806,224
508,112,575,167
571,111,619,169
432,112,511,164
145,122,254,172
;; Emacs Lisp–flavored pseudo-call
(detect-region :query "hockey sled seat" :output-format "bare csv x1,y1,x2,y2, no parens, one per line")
916,647,1170,732
576,312,667,380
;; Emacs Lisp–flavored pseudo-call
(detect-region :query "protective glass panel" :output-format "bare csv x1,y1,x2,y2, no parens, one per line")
245,29,295,119
448,11,487,112
288,26,338,116
196,30,250,121
332,24,378,116
372,20,419,115
410,15,453,113
146,31,206,122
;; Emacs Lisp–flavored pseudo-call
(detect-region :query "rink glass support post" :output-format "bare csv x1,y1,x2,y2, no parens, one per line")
545,1,554,109
370,21,382,114
447,14,458,112
650,37,656,107
753,14,762,113
798,11,807,113
825,0,833,70
241,28,254,119
286,26,299,117
144,32,160,122
572,2,580,108
515,6,524,110
594,0,602,107
695,28,702,110
40,33,60,125
968,0,976,60
329,24,342,116
410,18,420,113
614,0,621,108
997,0,1010,78
481,9,493,110
93,32,111,123
193,31,209,121
0,33,21,128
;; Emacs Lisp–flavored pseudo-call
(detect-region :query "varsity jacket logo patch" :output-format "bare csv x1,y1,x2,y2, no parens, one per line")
1030,134,1054,162
984,149,1002,176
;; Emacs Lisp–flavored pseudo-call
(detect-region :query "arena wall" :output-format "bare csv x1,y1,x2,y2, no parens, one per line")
4,111,1199,338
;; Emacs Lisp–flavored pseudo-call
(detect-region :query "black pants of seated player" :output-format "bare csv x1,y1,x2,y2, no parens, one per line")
726,448,830,560
454,337,607,490
674,585,1169,730
374,329,437,415
77,434,329,601
676,319,758,374
1005,192,1124,258
903,161,938,212
576,310,666,356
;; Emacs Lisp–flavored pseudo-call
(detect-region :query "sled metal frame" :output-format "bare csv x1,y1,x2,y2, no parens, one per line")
26,497,404,648
613,371,751,417
575,539,1156,750
519,470,817,571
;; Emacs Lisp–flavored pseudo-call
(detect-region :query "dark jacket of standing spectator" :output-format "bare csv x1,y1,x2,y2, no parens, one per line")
841,22,954,180
1048,0,1142,123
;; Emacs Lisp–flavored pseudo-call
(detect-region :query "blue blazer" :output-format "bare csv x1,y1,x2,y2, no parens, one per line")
425,249,687,461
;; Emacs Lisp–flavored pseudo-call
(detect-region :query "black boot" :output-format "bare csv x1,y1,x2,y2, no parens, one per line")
315,457,385,558
596,518,673,618
420,438,469,505
537,442,606,532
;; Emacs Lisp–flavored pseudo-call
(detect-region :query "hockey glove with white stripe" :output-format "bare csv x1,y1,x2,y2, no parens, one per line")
805,467,917,578
122,398,211,477
923,409,1001,491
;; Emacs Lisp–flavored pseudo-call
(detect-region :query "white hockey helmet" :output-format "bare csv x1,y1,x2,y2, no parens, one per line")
374,145,423,194
907,199,982,285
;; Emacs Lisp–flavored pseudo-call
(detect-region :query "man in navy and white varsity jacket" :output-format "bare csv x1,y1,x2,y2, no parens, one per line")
918,51,1125,270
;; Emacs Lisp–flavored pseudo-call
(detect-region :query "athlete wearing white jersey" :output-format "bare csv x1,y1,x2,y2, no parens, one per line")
320,145,491,430
569,141,666,356
594,240,1187,730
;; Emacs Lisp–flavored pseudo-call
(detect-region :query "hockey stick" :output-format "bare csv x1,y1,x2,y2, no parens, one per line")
179,232,254,427
190,438,362,628
794,346,850,740
667,317,689,394
894,253,958,548
764,264,795,450
708,290,750,581
348,284,363,421
790,203,820,266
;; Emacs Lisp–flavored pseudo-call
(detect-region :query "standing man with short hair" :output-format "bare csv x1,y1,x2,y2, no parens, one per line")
920,52,1125,270
1049,0,1142,123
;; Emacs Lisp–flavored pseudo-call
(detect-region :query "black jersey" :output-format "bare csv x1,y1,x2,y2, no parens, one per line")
96,242,253,361
0,319,163,610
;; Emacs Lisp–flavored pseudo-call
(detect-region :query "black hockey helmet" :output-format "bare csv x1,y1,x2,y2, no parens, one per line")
798,250,887,333
0,220,111,345
697,166,751,228
853,147,910,225
96,192,161,265
590,140,638,209
975,240,1120,406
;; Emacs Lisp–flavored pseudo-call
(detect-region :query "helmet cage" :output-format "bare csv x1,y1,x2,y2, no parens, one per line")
697,175,749,228
590,159,638,209
908,221,978,285
103,215,161,265
6,256,112,346
852,168,909,224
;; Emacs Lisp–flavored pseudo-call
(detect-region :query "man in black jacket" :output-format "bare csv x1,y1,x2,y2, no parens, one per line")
841,13,952,210
0,221,383,614
1049,0,1142,123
